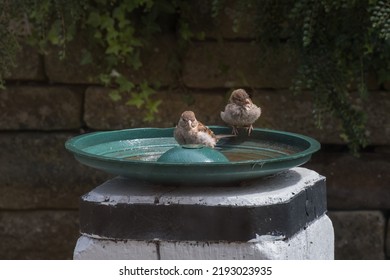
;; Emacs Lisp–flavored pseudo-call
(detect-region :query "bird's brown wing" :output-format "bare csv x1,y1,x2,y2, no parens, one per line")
198,121,236,140
197,121,216,138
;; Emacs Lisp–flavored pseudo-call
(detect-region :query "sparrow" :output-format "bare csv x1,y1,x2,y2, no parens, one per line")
174,111,233,148
220,89,261,136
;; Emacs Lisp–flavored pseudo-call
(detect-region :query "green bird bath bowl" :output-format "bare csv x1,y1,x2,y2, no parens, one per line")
157,144,229,163
65,126,320,186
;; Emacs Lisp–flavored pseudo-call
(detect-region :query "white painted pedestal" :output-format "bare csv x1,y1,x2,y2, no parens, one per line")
74,167,334,260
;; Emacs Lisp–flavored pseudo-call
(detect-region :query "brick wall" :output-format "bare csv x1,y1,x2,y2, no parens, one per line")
0,4,389,259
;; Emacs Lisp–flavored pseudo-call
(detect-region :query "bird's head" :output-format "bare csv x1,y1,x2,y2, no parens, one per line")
230,89,253,107
178,111,198,130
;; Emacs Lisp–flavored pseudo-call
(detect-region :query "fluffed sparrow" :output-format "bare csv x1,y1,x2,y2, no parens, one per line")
220,89,261,135
174,111,232,148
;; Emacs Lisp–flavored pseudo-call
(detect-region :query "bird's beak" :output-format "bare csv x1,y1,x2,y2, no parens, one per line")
245,98,252,105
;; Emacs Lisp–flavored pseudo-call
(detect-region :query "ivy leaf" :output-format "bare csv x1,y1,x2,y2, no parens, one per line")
126,93,145,108
116,75,134,92
87,12,101,27
143,111,155,122
99,74,111,86
196,31,206,40
109,90,122,102
106,44,121,55
128,53,143,70
47,20,62,45
80,49,93,65
146,99,162,113
101,14,115,30
139,81,155,98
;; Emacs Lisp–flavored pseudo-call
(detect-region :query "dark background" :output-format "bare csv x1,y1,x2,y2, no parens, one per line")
0,3,389,259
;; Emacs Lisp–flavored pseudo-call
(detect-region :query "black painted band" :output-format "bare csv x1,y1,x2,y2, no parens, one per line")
79,179,326,242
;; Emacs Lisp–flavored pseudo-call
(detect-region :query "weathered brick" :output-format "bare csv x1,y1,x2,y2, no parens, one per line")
84,88,389,144
0,86,83,130
188,0,257,39
364,91,390,144
260,90,390,145
0,210,79,259
183,42,298,89
384,80,390,90
386,219,390,259
120,35,177,86
84,87,227,130
365,73,382,90
328,211,386,260
305,150,390,209
84,86,154,129
5,43,45,81
243,90,389,145
45,35,176,85
43,33,105,84
0,133,111,209
251,90,342,143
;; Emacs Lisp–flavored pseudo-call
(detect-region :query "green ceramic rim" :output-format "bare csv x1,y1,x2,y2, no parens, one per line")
65,126,321,185
65,126,320,166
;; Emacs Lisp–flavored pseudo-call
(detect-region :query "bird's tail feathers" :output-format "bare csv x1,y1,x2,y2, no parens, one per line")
215,134,237,140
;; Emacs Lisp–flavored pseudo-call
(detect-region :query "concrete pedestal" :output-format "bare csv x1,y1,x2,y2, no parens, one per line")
74,167,334,259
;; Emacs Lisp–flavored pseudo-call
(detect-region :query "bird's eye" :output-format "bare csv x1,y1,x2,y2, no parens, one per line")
234,96,243,102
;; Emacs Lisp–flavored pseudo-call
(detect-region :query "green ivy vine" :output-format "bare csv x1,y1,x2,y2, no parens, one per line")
0,0,201,122
215,0,390,153
1,0,389,153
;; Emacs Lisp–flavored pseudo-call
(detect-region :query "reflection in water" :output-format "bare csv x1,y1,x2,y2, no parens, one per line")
122,139,303,162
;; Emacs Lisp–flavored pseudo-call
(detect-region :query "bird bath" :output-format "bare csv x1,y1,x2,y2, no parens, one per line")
65,126,320,186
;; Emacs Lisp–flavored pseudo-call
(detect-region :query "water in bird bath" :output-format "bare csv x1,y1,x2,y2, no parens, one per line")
65,126,320,185
104,138,303,162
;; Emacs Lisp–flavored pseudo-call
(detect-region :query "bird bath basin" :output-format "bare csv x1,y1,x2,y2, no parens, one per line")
65,126,320,186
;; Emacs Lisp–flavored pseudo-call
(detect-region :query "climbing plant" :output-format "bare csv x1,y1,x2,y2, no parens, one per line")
0,0,389,152
218,0,390,153
287,0,390,154
0,0,201,122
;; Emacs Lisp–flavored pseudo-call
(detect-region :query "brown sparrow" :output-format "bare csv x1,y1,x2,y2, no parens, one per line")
174,111,232,148
220,89,261,135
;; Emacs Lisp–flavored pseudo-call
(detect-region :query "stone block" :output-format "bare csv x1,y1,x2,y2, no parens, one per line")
251,90,390,145
251,90,342,143
328,211,386,260
0,210,79,259
79,168,327,242
0,86,83,130
384,81,390,90
84,86,159,129
187,0,257,39
365,72,382,90
0,132,111,209
386,219,390,259
44,38,102,84
74,236,159,260
159,216,333,260
120,35,177,86
182,42,298,89
85,88,311,132
84,88,390,144
5,43,45,81
75,167,333,260
84,87,227,130
305,151,390,209
364,91,390,144
45,35,176,85
75,215,333,260
268,90,390,145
